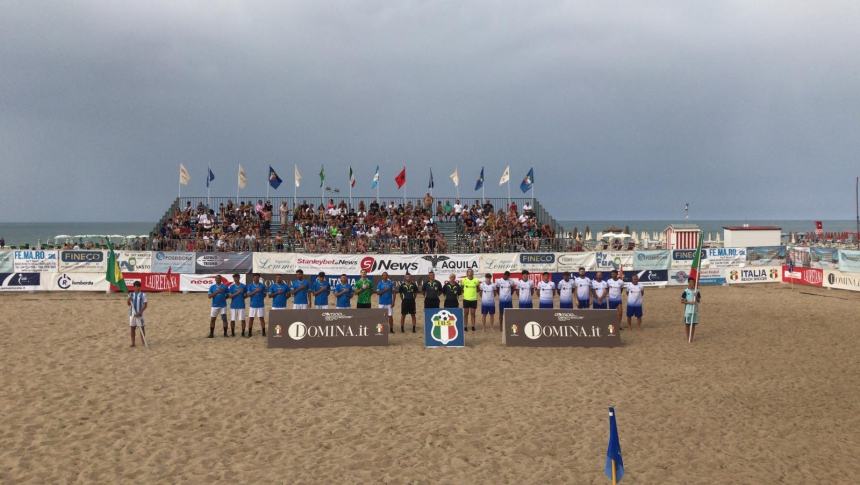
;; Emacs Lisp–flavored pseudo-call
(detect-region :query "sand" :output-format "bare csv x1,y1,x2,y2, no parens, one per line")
2,284,859,484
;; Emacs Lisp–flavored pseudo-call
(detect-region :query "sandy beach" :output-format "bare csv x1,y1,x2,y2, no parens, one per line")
2,284,859,484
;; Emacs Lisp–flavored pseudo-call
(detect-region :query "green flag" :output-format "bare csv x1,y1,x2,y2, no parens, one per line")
319,165,325,188
105,241,127,293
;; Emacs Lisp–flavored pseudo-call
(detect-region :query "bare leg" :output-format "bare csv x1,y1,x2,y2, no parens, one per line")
130,327,136,347
636,317,642,329
410,314,416,332
260,317,266,336
209,317,216,338
400,313,405,333
246,317,253,337
627,316,633,330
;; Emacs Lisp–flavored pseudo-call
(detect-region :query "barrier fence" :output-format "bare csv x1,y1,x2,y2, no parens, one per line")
1,247,858,293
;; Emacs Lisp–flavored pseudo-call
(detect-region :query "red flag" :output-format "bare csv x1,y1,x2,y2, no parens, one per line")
394,167,406,189
688,232,704,284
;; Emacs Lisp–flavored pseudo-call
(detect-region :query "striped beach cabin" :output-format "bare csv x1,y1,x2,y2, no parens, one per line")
664,223,701,250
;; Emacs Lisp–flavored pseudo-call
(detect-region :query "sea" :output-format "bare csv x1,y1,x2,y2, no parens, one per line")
0,219,856,247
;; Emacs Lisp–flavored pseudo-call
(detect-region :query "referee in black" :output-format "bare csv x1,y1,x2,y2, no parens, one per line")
398,273,419,333
422,271,442,310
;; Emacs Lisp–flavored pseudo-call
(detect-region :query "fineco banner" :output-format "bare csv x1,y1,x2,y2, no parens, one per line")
502,309,621,347
180,273,246,292
809,247,839,269
117,251,153,272
727,266,781,284
0,273,41,291
704,248,748,268
746,246,785,266
152,251,195,273
632,250,670,270
0,250,14,272
823,269,860,292
14,250,58,272
838,250,860,273
45,273,109,291
671,249,706,268
58,250,107,273
555,252,597,272
194,252,253,273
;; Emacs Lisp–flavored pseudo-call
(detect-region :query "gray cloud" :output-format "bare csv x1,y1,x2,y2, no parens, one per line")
1,1,859,222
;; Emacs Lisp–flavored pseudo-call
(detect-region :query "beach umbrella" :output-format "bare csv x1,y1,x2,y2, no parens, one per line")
55,235,72,239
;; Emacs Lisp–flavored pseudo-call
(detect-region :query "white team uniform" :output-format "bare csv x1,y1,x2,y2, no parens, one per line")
248,308,264,318
210,307,226,317
480,282,496,305
517,280,533,305
626,282,644,306
557,279,574,306
537,281,555,306
128,292,147,327
496,279,513,303
230,309,245,321
574,276,592,301
607,279,624,301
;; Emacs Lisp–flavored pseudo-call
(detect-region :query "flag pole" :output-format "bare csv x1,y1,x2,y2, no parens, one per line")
507,179,511,207
206,164,211,209
689,234,703,343
611,459,617,485
855,175,859,249
456,166,460,200
293,164,297,207
236,164,239,204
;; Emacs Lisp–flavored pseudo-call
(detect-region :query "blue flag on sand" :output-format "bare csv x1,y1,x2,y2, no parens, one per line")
605,406,624,482
520,168,534,193
269,166,283,189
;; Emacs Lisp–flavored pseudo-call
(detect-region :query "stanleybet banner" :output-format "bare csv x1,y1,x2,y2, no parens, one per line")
424,308,465,348
502,309,621,347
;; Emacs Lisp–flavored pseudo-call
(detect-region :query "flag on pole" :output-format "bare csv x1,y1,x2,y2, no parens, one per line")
520,168,534,193
237,165,247,189
499,165,510,185
294,165,302,187
688,231,705,284
206,168,215,188
449,168,460,187
395,167,407,189
474,167,484,191
105,240,127,293
349,167,356,188
268,166,283,189
319,165,326,188
179,164,191,185
371,166,380,189
428,168,435,189
604,407,624,483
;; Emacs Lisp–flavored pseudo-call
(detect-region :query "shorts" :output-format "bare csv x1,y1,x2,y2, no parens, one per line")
357,302,372,309
539,301,554,309
129,315,145,327
401,300,416,315
577,299,590,309
380,304,392,317
443,302,459,309
463,300,477,309
559,301,573,309
271,306,286,311
499,300,512,315
248,307,265,318
626,305,642,318
230,308,245,321
210,306,226,317
592,301,608,310
684,311,699,325
316,305,329,310
518,301,533,309
481,303,495,315
293,304,309,310
608,299,622,310
424,300,440,310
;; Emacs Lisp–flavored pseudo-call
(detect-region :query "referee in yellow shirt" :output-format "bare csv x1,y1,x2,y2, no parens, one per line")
461,268,479,332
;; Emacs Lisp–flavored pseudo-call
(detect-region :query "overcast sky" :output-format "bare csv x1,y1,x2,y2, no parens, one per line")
1,1,859,222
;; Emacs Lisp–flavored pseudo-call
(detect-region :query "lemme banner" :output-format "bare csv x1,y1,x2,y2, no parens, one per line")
267,309,389,348
502,309,621,347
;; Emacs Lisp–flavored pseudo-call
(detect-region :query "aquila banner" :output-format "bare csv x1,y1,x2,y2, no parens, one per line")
424,308,465,348
502,309,621,347
359,254,479,277
267,309,389,348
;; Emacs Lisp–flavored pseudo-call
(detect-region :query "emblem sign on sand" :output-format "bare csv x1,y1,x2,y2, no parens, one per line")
424,308,465,348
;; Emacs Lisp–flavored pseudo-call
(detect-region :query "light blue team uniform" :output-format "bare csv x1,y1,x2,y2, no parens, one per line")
517,279,533,308
312,278,331,308
268,281,290,309
496,278,513,314
538,281,555,309
683,288,700,324
228,282,247,321
335,282,353,309
607,279,624,309
377,279,395,316
246,281,267,318
208,282,229,317
557,279,574,309
128,291,147,327
574,276,591,309
626,282,644,318
291,278,310,309
480,281,496,315
591,279,609,309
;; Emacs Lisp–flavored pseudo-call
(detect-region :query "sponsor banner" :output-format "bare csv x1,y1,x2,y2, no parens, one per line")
194,252,253,273
113,272,180,292
838,249,860,273
554,252,596,272
480,252,556,273
781,265,823,287
809,247,839,269
787,247,811,268
253,252,299,273
0,273,41,291
746,246,785,266
625,269,668,287
13,250,58,272
46,272,109,291
593,251,633,272
671,249,705,268
698,267,726,286
152,251,195,273
502,309,620,347
0,250,14,272
727,266,781,284
633,250,670,270
180,273,246,292
58,250,107,273
823,269,860,292
668,269,690,286
268,309,389,348
117,251,153,272
358,254,479,277
704,247,748,268
424,308,465,348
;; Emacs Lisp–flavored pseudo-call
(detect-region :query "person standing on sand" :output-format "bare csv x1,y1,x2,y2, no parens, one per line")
496,271,513,328
682,279,702,341
422,271,443,310
376,272,396,332
268,274,290,311
245,273,266,337
607,270,625,326
460,269,479,332
591,271,608,309
127,281,147,347
207,275,229,338
442,274,462,309
354,270,373,309
479,273,496,331
398,273,419,333
574,267,592,309
291,269,310,309
516,270,533,308
624,274,645,330
228,273,247,337
334,274,354,310
557,271,575,309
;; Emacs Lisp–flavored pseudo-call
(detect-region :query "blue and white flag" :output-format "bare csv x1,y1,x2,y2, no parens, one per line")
520,168,534,193
474,167,484,191
371,166,380,189
604,406,624,482
206,167,215,188
268,166,283,189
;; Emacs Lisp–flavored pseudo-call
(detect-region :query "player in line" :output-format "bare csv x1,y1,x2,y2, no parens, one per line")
516,270,533,308
538,271,555,309
228,273,246,337
312,272,331,309
246,273,267,337
479,273,496,331
557,272,574,309
207,275,230,338
376,272,396,332
399,273,419,332
334,274,354,309
461,269,479,332
591,271,608,309
625,274,645,329
354,269,373,309
682,278,702,342
128,281,147,347
269,274,291,310
496,271,514,330
607,270,625,325
291,269,310,309
422,271,443,312
574,267,591,309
